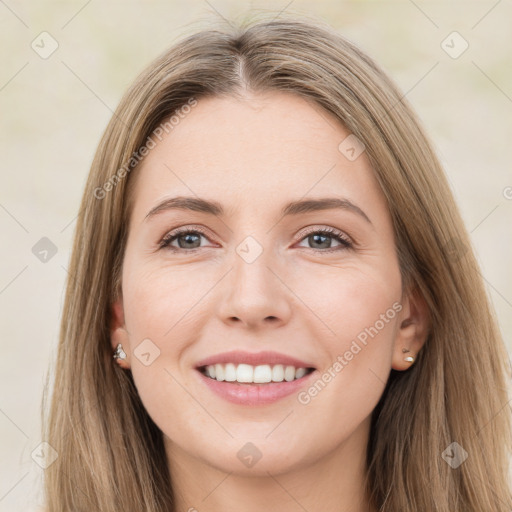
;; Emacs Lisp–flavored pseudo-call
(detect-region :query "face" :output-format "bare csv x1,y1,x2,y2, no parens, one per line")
111,91,419,476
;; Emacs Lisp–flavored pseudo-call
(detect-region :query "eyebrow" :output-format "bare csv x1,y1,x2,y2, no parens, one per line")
144,196,372,225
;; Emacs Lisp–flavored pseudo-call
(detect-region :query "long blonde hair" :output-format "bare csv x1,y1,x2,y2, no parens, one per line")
42,14,512,511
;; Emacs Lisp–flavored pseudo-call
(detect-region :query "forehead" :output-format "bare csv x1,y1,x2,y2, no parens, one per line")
129,92,386,221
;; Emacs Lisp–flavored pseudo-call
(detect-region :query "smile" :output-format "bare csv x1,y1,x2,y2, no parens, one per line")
194,350,318,405
199,363,315,384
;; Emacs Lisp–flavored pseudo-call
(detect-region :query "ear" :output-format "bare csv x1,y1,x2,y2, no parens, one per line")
110,296,131,370
391,286,430,371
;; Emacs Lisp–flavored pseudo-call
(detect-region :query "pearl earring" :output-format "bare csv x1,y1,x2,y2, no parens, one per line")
402,347,415,364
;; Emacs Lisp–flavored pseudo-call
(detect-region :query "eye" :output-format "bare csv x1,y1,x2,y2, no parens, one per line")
159,227,212,251
295,227,352,252
158,226,353,253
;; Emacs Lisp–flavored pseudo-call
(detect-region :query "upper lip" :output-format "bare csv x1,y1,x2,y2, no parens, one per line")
195,350,315,369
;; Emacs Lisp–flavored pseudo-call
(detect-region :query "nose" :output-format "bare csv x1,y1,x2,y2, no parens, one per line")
216,245,293,330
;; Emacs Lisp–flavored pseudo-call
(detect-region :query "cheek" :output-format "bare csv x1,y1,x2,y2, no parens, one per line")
291,258,401,348
120,263,216,426
123,262,207,342
292,263,401,415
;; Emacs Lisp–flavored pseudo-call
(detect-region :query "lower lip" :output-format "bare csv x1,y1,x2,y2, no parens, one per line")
196,369,316,405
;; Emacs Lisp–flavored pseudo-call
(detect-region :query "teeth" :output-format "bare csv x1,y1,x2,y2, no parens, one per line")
224,363,237,382
284,365,295,382
253,364,272,383
214,364,224,381
237,364,253,383
272,364,284,382
202,363,311,383
295,367,307,379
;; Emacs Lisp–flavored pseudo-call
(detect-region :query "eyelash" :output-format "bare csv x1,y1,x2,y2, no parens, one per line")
158,226,353,254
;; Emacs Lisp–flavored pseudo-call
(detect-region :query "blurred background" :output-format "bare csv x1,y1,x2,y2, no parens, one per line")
1,1,511,510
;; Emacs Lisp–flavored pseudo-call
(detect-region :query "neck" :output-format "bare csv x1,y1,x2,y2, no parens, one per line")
165,416,375,512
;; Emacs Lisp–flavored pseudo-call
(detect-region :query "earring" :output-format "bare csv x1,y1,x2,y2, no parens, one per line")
402,348,415,364
113,343,127,360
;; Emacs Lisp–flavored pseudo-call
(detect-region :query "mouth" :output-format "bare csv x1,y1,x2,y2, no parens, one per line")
197,363,316,384
193,350,317,405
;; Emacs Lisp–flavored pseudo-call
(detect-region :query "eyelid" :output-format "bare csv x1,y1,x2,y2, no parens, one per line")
296,225,353,246
158,224,354,252
159,225,213,249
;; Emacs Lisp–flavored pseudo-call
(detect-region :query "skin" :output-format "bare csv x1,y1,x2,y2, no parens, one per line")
111,91,429,512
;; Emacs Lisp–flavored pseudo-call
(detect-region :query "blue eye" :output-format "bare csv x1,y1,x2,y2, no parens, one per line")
159,226,352,252
296,227,352,252
159,228,209,251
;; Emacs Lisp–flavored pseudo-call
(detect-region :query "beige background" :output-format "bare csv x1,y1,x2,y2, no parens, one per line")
0,1,511,510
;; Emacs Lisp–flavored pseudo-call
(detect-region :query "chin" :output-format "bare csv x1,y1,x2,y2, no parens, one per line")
191,437,316,476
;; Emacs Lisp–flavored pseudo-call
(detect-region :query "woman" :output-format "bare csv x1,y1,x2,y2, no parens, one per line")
42,15,512,511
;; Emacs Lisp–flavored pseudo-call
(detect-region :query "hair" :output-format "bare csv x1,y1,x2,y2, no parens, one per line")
42,13,512,512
